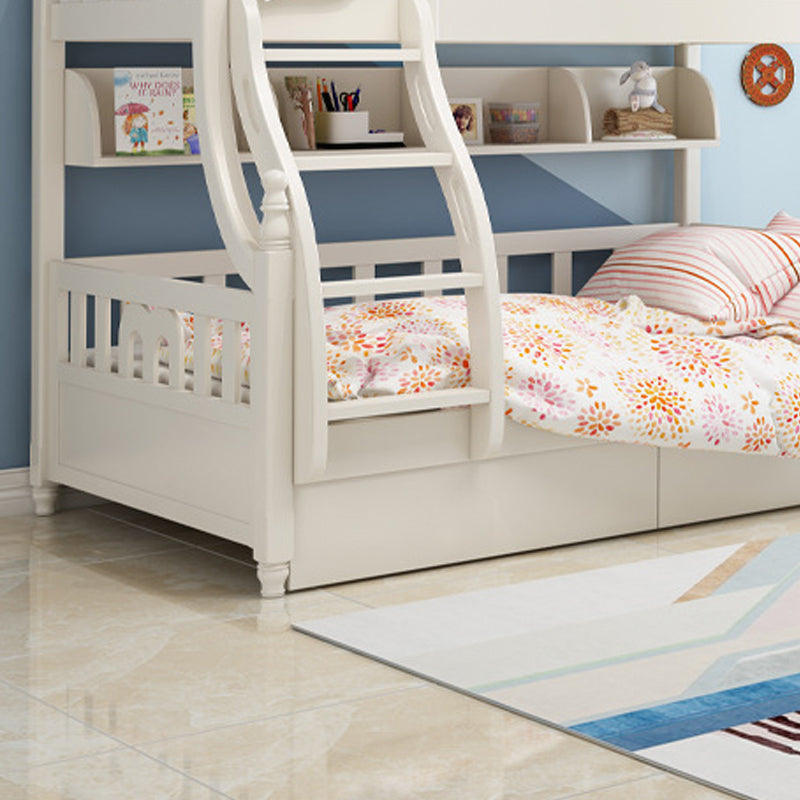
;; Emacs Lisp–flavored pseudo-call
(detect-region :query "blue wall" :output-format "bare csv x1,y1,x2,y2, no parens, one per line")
702,44,800,227
0,0,32,470
2,25,799,469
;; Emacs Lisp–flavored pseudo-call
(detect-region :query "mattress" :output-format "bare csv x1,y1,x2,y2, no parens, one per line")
141,293,800,458
322,293,800,458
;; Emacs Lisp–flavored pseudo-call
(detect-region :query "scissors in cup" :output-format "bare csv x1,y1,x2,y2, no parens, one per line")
339,89,361,111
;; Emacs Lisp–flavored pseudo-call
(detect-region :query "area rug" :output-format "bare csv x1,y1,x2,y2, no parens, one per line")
295,535,800,800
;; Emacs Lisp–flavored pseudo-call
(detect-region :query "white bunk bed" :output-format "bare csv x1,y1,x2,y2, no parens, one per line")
31,0,800,596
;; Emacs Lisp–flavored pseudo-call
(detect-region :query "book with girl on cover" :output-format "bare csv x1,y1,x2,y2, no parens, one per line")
114,68,184,156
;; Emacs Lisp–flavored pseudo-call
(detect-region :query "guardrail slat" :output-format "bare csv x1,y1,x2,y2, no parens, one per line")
328,388,490,421
322,271,482,299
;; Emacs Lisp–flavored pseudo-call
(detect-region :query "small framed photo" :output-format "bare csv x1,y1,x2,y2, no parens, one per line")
449,98,483,144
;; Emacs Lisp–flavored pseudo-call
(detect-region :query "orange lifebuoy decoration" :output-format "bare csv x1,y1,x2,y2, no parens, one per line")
741,44,794,106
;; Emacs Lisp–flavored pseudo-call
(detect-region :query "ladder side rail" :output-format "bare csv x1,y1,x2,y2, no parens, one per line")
229,0,328,486
193,0,261,286
399,0,505,458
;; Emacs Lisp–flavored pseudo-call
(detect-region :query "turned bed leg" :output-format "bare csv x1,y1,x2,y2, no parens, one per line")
31,483,58,516
258,562,290,598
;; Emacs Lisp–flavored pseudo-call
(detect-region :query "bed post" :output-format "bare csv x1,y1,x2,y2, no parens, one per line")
193,0,299,595
674,44,703,226
224,0,316,596
250,171,295,598
30,0,63,515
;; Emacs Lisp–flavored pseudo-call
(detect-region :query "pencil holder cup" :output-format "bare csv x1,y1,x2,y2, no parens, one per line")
314,111,369,145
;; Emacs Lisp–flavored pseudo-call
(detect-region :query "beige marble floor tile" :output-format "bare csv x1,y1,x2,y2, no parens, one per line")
137,684,656,800
3,748,231,800
575,772,734,799
0,508,187,578
656,507,800,554
0,556,237,667
0,540,343,661
0,592,420,744
0,506,791,799
90,503,254,563
329,506,800,610
0,777,66,800
0,683,122,783
0,521,367,666
326,549,593,608
51,542,375,622
329,531,665,609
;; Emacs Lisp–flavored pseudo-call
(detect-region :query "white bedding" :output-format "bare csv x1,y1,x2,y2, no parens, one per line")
125,293,800,458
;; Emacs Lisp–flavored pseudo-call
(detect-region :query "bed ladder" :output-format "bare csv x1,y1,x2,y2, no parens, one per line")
225,0,505,481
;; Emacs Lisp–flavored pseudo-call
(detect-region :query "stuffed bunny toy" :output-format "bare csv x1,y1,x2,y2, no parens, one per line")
619,61,665,112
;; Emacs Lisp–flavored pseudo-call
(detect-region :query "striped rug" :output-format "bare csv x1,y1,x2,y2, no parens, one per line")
296,535,800,800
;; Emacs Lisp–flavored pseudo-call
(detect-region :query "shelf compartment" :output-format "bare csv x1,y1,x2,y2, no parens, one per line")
570,66,719,142
65,67,412,169
64,68,251,168
441,67,591,146
65,65,718,169
440,66,718,150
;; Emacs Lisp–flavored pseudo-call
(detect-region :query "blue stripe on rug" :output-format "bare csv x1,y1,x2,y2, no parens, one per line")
573,673,800,751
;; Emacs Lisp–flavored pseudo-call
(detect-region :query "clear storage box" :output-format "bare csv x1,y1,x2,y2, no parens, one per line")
489,122,540,144
488,102,540,124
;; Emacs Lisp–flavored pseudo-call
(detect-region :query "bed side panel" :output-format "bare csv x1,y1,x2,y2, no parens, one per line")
56,383,251,526
659,448,800,528
291,441,657,589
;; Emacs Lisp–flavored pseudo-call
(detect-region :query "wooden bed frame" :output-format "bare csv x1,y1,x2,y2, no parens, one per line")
31,0,800,596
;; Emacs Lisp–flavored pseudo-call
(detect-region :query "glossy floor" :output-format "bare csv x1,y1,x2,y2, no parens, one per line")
4,502,793,799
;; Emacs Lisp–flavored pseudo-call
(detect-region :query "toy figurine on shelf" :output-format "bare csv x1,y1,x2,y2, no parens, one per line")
619,61,666,112
601,60,675,141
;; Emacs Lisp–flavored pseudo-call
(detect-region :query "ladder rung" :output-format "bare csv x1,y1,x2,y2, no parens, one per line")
322,272,483,299
294,148,452,172
328,388,490,421
263,48,421,64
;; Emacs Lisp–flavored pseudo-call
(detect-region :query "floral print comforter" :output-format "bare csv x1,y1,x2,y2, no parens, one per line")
323,294,800,457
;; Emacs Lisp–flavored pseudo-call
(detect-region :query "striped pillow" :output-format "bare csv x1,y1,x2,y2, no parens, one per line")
767,210,800,236
578,226,800,321
765,215,800,322
770,285,800,323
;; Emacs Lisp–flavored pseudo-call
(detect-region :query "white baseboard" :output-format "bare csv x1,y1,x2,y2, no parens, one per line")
0,468,101,518
0,469,35,517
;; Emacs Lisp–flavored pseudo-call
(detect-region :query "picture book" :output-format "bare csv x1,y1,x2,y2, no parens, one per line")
183,89,200,155
114,68,184,156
